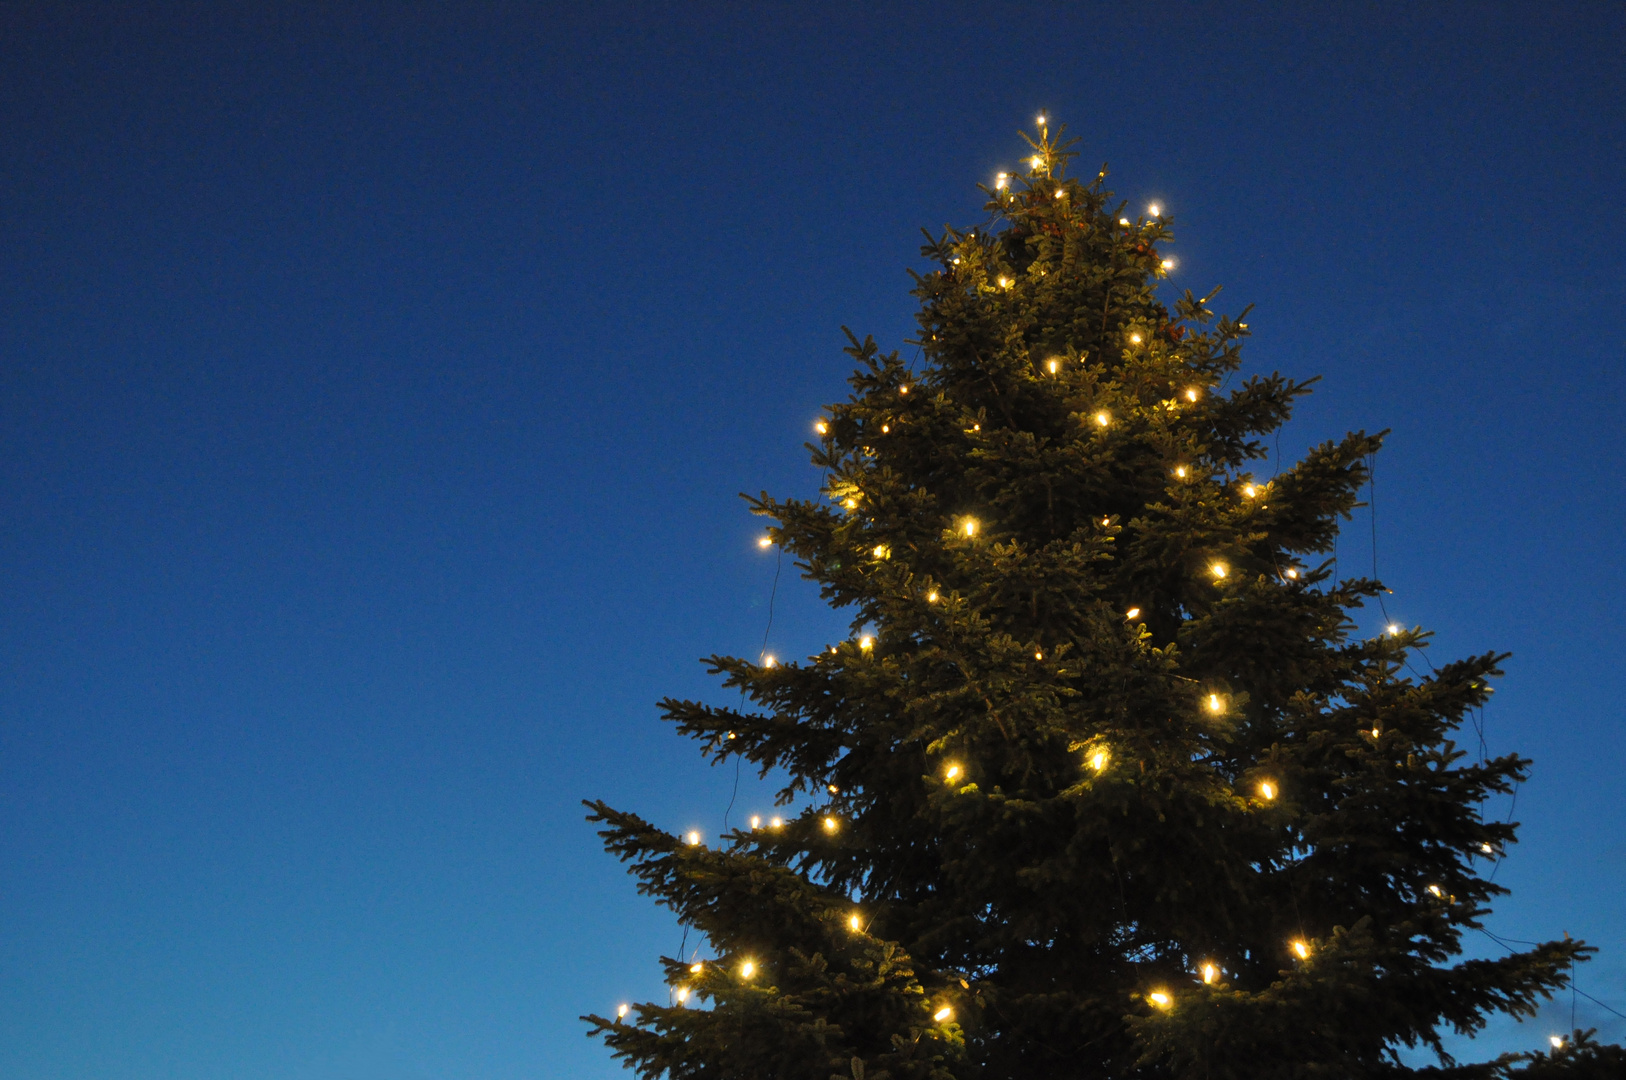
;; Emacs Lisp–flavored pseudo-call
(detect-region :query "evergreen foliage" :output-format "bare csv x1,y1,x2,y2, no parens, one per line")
584,125,1605,1078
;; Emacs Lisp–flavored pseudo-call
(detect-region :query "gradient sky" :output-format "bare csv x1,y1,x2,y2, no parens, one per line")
1,4,1623,1078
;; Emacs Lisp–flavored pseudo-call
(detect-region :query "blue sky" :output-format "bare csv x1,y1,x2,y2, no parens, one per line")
0,4,1622,1077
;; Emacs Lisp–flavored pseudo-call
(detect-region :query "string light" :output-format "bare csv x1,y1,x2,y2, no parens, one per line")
1034,649,1043,660
750,815,761,829
1386,623,1402,636
998,276,1012,289
1372,725,1381,739
815,420,828,435
1285,568,1299,579
741,960,755,979
1201,963,1218,985
763,655,776,667
927,590,939,602
618,1003,630,1019
675,986,690,1002
823,816,839,832
1174,465,1189,478
758,535,773,548
691,961,704,973
1036,114,1046,126
1259,781,1277,800
995,173,1009,189
1211,562,1228,579
880,424,889,433
1184,388,1199,402
849,912,863,931
1125,607,1141,620
1427,884,1444,898
1129,332,1143,344
844,498,857,509
828,784,840,794
1206,693,1223,713
1241,484,1257,497
1148,203,1162,216
1030,155,1043,169
963,519,978,537
899,385,908,394
945,763,962,782
1047,358,1059,373
686,830,702,845
1090,749,1109,772
1481,842,1495,854
770,816,783,828
860,635,874,650
1119,217,1131,226
1094,410,1111,427
1291,939,1310,960
874,544,888,558
1148,991,1172,1008
1550,1036,1565,1049
1161,259,1176,271
934,1005,954,1022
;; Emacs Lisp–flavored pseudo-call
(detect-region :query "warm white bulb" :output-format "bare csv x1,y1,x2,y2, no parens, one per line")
998,276,1012,289
1285,568,1299,579
823,816,838,832
849,913,862,931
770,816,783,828
899,384,908,394
1201,963,1218,985
1260,781,1278,801
1481,842,1494,854
1148,203,1162,216
1149,991,1171,1008
763,655,775,668
827,784,839,794
676,986,689,1002
741,960,755,979
1387,623,1402,636
1129,332,1142,344
1427,884,1444,898
1094,410,1110,427
686,831,701,845
945,764,962,781
1207,693,1222,713
844,498,857,509
1090,749,1109,772
750,815,761,829
1055,188,1066,200
815,420,828,434
874,544,887,558
1047,358,1059,373
1125,607,1141,620
926,590,938,602
995,172,1009,189
859,635,873,650
880,424,888,433
1161,259,1176,271
1035,114,1046,125
1031,155,1043,169
1291,939,1309,960
1175,465,1188,478
690,961,704,973
934,1005,954,1022
1185,388,1199,402
758,535,772,548
617,1003,630,1018
1241,484,1257,497
1119,217,1131,226
1550,1035,1564,1049
1211,562,1228,579
963,519,977,537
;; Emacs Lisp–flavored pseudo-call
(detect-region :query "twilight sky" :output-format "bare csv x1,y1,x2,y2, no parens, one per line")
1,4,1623,1077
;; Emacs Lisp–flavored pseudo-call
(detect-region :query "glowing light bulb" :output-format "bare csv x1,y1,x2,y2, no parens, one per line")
686,831,702,845
1047,358,1059,373
1285,568,1299,579
1149,991,1172,1008
1550,1035,1564,1049
741,960,755,979
1129,332,1143,344
880,424,889,433
770,816,783,828
1175,465,1189,478
1119,217,1131,226
617,1003,630,1019
963,519,977,537
1201,963,1218,985
1055,188,1066,199
1241,484,1257,497
1372,726,1381,738
1148,203,1162,216
998,276,1012,289
758,535,773,548
1094,410,1111,427
1291,939,1310,960
1481,842,1494,854
1125,607,1141,620
1259,781,1277,801
1427,884,1444,898
1034,649,1043,660
1161,259,1176,271
1207,693,1223,713
844,498,857,509
815,420,828,434
823,816,839,832
1211,562,1228,579
934,1005,954,1022
676,986,689,1002
1031,155,1043,169
1387,623,1402,636
874,544,887,558
1090,749,1109,772
945,764,962,781
763,655,776,668
750,815,761,829
691,961,704,973
899,385,908,394
1035,114,1046,126
849,913,863,931
927,590,938,602
1185,388,1199,402
860,635,873,650
828,784,839,794
995,172,1009,189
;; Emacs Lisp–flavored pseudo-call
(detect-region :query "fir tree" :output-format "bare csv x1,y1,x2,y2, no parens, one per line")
584,123,1605,1078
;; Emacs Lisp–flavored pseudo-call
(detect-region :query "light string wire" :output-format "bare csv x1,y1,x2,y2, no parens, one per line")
1477,928,1626,1024
726,543,782,834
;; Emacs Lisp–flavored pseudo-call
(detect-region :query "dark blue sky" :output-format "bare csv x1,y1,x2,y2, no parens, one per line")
1,4,1622,1077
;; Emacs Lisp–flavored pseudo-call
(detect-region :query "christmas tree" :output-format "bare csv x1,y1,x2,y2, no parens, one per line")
583,122,1604,1078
